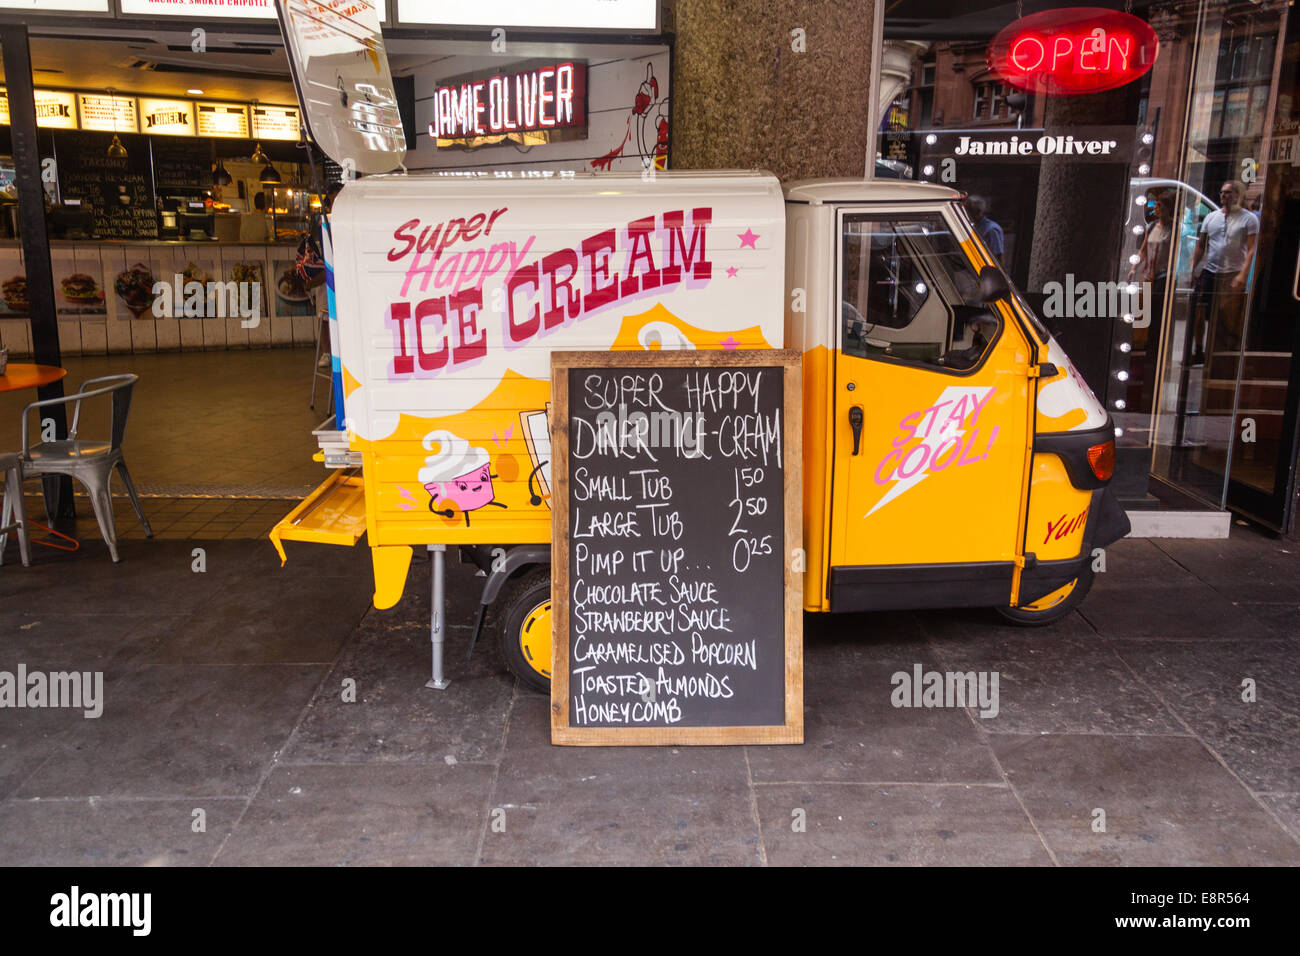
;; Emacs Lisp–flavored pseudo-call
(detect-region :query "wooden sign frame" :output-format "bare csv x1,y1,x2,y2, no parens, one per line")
549,349,803,746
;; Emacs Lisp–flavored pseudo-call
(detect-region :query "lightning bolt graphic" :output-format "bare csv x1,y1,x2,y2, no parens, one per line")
865,386,994,519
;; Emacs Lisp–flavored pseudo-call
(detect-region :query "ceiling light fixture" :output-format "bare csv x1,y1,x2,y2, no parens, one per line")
106,87,128,159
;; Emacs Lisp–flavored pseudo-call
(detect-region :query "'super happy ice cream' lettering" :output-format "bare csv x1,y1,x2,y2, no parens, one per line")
386,207,713,379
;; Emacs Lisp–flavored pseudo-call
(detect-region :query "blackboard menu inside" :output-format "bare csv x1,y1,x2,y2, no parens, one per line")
151,137,212,190
54,131,158,240
551,351,803,746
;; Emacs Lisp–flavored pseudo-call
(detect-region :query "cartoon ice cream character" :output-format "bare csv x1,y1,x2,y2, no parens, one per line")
419,430,505,526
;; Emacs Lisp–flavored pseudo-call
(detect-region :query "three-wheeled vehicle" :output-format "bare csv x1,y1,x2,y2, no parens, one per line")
270,0,1130,692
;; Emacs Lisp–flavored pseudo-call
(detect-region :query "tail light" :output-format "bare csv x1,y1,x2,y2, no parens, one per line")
1086,440,1115,482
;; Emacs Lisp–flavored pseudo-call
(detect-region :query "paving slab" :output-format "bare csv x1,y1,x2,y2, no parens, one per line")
215,763,495,866
1257,793,1300,842
1153,532,1300,604
746,619,1002,785
1110,640,1300,793
2,539,258,614
150,563,374,665
755,783,1053,865
480,696,762,865
1078,585,1288,641
1088,537,1204,592
919,615,1184,735
0,797,243,866
992,734,1300,865
0,611,186,672
14,663,325,799
282,612,515,766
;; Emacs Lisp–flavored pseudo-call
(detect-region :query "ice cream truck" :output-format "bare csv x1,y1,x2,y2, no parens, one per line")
270,0,1130,692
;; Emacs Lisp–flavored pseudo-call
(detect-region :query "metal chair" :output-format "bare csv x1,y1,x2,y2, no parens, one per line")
0,452,32,567
19,374,153,563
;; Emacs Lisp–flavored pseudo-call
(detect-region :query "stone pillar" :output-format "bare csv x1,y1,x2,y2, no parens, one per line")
1027,86,1139,292
666,0,877,181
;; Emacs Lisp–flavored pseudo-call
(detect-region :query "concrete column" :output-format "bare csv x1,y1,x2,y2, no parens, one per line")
666,0,877,180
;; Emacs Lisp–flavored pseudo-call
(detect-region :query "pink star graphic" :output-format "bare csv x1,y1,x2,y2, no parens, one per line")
721,335,738,349
738,228,759,249
726,266,739,278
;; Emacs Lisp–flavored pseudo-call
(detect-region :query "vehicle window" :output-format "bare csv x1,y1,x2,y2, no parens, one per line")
840,215,997,371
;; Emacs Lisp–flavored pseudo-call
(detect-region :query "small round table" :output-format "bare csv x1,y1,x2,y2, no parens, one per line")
0,362,71,528
0,363,67,393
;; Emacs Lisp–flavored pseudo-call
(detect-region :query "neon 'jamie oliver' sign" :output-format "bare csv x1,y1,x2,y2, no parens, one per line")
429,63,587,139
988,7,1159,96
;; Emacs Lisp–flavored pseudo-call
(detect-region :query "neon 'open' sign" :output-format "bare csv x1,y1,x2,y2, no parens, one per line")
988,7,1159,96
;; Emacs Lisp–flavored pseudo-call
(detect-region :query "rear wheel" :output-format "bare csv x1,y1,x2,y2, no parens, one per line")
997,567,1094,625
498,567,553,693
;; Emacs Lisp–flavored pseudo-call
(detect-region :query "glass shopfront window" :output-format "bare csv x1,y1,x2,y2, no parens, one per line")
876,0,1300,531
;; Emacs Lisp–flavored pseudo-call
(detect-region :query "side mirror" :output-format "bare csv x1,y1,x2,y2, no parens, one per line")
978,264,1010,303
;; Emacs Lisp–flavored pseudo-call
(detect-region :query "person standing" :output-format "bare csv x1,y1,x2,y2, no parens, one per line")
965,195,1005,267
239,191,274,242
1128,190,1175,411
1188,180,1259,363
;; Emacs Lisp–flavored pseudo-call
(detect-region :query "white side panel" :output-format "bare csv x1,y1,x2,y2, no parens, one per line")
331,171,787,442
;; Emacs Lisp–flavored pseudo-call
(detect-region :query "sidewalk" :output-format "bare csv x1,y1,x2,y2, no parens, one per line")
1,522,1297,866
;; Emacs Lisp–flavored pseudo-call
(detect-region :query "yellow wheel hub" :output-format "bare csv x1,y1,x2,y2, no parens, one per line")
1020,578,1076,612
518,600,552,680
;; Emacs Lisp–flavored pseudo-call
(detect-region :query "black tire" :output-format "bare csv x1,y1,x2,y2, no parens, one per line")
997,567,1095,626
498,566,553,693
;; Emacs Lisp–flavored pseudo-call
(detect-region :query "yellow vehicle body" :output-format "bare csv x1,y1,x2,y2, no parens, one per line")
274,174,1128,685
267,4,1128,689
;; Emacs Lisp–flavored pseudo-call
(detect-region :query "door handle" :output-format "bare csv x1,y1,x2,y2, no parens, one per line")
848,405,864,456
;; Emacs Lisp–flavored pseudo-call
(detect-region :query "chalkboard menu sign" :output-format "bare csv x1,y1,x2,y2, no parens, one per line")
54,131,158,240
550,350,803,746
151,137,212,190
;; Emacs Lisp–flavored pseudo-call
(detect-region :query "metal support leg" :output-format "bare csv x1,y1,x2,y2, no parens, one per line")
426,544,450,690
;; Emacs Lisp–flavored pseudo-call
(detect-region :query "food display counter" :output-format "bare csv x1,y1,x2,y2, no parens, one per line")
0,238,317,356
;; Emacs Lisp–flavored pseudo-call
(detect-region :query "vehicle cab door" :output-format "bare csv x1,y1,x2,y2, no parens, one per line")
827,205,1035,611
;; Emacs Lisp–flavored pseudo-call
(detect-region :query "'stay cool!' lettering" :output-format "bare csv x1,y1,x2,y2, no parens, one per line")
873,388,1000,485
865,386,1002,518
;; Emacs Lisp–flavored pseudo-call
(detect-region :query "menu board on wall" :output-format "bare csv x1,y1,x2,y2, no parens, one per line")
77,94,138,134
196,102,250,138
118,0,275,17
398,0,655,29
152,137,214,190
549,351,803,746
0,0,107,9
35,91,79,129
140,98,195,137
55,132,158,240
0,88,82,130
251,106,301,141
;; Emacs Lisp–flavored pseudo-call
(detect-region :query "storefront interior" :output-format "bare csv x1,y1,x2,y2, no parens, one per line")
879,0,1300,534
0,19,670,499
